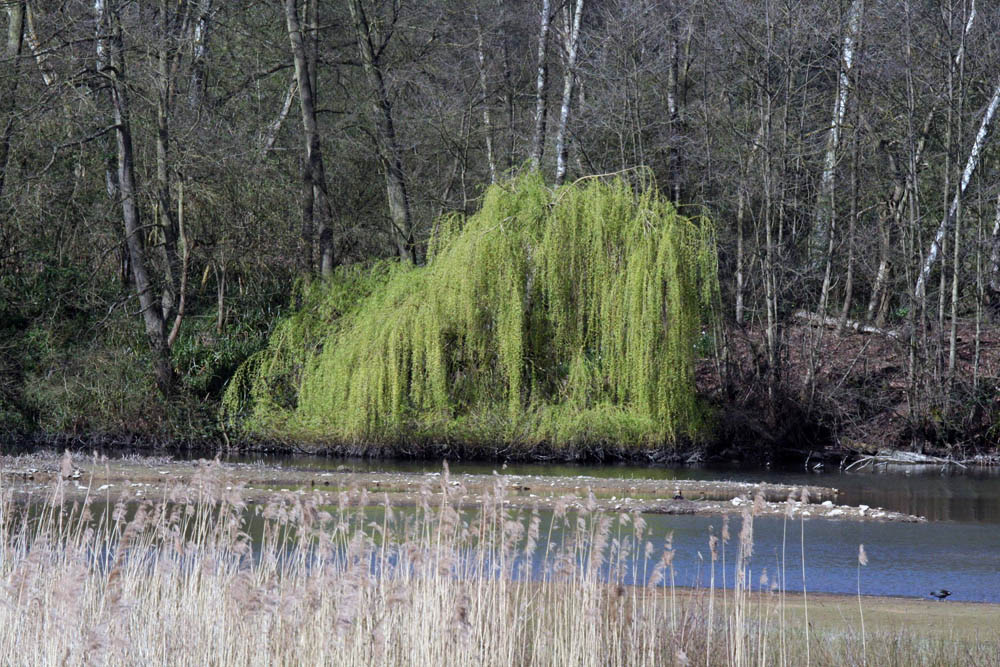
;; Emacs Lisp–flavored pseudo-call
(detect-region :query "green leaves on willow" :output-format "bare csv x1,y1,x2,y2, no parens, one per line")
223,172,718,449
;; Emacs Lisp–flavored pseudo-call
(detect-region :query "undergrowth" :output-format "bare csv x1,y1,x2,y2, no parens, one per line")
224,172,719,452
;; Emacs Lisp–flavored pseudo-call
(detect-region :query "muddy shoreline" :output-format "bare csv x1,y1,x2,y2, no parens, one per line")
0,451,925,523
14,429,1000,473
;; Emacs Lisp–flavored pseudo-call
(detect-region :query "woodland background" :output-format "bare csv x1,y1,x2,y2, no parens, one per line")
2,0,1000,458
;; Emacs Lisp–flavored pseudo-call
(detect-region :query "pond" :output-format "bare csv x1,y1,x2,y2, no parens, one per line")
224,454,1000,602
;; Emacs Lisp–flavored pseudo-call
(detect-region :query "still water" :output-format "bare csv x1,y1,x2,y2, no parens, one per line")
230,454,1000,523
228,454,1000,602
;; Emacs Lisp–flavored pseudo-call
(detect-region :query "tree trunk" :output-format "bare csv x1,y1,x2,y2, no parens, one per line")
665,8,681,203
22,3,56,87
839,104,861,331
346,0,415,263
529,0,551,171
157,0,181,323
734,124,763,325
811,0,863,262
474,10,497,184
285,0,335,276
553,0,584,186
989,192,1000,311
947,0,971,377
0,1,25,204
914,77,1000,299
188,0,213,108
260,76,297,156
98,0,174,396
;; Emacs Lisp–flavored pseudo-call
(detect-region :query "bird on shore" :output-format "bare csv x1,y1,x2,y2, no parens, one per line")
673,489,684,500
929,589,951,600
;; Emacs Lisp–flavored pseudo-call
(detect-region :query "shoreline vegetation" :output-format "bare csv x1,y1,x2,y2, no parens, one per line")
5,174,1000,466
0,453,993,666
4,0,1000,480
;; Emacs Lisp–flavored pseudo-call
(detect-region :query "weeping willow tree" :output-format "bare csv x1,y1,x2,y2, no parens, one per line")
224,172,718,452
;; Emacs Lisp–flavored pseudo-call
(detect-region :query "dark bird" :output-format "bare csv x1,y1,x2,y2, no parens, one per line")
929,589,951,600
672,489,684,500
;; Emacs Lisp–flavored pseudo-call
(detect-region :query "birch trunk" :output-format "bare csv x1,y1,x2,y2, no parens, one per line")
914,77,1000,299
260,76,297,156
665,12,680,203
529,0,551,171
948,0,971,376
811,0,863,261
839,105,861,330
553,0,584,186
474,10,497,184
188,0,213,108
22,3,56,86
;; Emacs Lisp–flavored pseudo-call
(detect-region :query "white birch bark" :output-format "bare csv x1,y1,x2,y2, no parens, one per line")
553,0,584,186
189,0,213,108
529,0,551,170
23,3,57,86
260,76,297,156
474,10,496,184
865,0,974,321
914,77,1000,299
811,0,863,258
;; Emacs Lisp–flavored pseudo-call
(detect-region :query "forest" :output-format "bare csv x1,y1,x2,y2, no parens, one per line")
2,0,1000,462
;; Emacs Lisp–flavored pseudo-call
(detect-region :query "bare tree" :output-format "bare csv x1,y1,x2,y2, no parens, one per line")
811,0,863,265
529,0,552,171
914,77,1000,300
285,0,335,276
0,1,25,204
97,0,175,395
188,0,213,108
346,0,415,263
553,0,584,186
474,9,497,184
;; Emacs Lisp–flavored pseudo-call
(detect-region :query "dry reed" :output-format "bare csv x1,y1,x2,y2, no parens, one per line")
0,456,994,666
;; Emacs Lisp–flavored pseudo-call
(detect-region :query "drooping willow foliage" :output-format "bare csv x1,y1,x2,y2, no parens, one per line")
223,172,719,451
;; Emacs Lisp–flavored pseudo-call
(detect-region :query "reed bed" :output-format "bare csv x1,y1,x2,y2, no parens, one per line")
0,454,995,666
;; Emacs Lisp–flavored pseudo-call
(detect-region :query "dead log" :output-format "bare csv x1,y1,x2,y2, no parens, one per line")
794,310,902,339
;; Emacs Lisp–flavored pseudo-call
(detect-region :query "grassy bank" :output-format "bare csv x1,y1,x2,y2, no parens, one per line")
0,456,995,665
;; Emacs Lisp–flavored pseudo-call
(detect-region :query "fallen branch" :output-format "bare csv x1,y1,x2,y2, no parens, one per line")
794,310,901,339
846,449,968,471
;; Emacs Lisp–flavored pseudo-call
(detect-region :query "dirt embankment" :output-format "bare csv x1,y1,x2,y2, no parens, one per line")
0,452,924,523
709,319,1000,464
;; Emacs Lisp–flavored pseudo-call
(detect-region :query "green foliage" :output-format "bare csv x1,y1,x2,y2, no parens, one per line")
224,173,719,450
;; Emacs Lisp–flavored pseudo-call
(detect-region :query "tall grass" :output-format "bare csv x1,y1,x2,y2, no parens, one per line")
0,456,994,666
